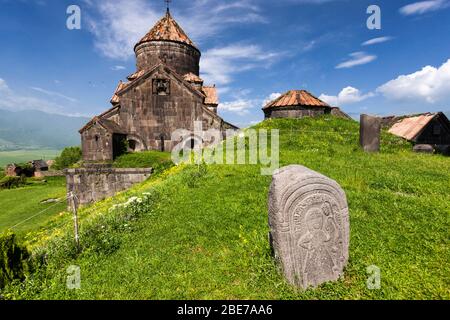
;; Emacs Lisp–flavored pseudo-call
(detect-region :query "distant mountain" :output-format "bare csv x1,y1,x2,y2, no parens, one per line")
0,109,89,151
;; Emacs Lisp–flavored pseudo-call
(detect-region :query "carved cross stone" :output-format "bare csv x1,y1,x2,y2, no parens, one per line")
268,165,350,289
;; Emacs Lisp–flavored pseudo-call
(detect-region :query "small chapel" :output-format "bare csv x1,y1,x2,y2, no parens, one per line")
79,6,237,162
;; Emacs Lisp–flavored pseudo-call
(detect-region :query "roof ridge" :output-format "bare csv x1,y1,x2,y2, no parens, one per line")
135,12,198,51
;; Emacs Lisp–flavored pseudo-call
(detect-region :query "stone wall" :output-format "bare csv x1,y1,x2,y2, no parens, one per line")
264,107,329,119
65,166,153,210
135,41,200,76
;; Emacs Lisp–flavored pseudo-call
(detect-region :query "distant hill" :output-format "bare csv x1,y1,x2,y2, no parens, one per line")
0,109,89,151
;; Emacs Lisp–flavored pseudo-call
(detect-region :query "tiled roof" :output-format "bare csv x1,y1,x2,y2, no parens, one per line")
110,81,129,105
135,11,198,51
79,116,127,134
263,90,330,109
202,86,219,105
183,72,203,83
388,113,437,141
127,70,146,81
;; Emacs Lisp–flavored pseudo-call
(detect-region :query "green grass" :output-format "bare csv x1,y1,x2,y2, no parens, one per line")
3,116,450,300
113,151,173,174
0,150,61,167
0,177,66,235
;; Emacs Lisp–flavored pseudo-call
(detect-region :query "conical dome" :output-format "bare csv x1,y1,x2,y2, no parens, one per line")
134,10,201,76
135,10,198,51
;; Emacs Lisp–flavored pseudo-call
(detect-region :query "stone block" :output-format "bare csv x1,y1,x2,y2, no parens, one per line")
268,165,350,289
360,114,381,153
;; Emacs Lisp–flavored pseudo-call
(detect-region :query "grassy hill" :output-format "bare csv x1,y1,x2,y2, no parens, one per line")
0,109,88,151
0,177,67,234
2,116,449,300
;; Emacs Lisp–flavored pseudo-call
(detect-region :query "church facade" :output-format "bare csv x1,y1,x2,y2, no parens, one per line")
80,9,236,162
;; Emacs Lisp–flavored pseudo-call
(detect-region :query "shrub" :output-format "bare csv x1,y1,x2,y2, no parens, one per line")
0,231,30,289
0,176,26,190
53,147,82,170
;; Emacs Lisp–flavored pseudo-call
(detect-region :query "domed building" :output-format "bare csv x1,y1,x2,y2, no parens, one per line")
79,9,236,162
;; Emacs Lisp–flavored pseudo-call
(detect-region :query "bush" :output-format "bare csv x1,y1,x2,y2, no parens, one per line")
0,176,27,190
0,231,30,289
53,147,82,170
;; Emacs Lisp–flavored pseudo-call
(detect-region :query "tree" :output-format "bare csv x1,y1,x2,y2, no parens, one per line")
53,146,82,170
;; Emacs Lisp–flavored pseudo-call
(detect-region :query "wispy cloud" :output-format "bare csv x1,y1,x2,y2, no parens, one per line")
83,0,266,60
30,87,78,103
0,78,66,114
362,36,393,46
201,43,282,86
111,65,126,71
335,52,377,69
399,0,450,16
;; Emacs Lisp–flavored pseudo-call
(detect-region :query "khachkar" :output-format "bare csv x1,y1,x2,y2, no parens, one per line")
268,165,350,289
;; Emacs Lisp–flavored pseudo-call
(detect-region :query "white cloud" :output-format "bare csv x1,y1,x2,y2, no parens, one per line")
0,78,83,116
336,52,377,69
319,87,374,106
111,65,126,71
362,36,393,46
399,0,450,16
201,44,281,85
219,99,258,115
377,59,450,104
84,0,266,60
262,92,282,107
30,87,78,103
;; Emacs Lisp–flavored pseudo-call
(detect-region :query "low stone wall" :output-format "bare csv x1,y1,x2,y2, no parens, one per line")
65,166,153,210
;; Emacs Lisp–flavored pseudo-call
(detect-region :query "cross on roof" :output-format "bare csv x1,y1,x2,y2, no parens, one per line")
165,0,172,12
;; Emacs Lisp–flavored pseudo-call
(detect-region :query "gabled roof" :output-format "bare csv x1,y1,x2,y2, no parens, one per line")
135,11,198,51
263,90,330,110
116,63,206,101
202,86,219,105
388,112,446,141
127,70,146,81
111,81,130,105
79,116,127,134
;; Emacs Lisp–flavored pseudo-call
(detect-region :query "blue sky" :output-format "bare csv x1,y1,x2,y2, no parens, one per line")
1,0,450,127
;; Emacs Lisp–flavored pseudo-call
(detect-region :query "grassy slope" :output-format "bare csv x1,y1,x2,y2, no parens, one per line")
5,117,450,299
0,177,67,234
0,150,61,167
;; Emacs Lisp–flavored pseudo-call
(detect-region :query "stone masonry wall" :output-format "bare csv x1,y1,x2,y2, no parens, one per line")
65,166,153,210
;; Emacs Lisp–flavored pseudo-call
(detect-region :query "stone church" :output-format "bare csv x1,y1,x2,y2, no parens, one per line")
79,9,237,162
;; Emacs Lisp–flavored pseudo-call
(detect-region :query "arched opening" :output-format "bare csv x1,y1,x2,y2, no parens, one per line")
128,140,137,151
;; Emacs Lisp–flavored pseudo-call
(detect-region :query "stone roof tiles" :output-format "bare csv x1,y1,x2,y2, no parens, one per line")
263,90,330,110
135,11,198,51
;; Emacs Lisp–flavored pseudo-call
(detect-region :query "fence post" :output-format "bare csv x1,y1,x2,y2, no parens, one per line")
69,192,80,252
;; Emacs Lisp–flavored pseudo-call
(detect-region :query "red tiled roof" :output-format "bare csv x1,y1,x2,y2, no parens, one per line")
263,90,330,110
388,113,436,141
202,86,219,105
135,11,198,51
127,70,146,81
183,72,203,83
110,81,129,105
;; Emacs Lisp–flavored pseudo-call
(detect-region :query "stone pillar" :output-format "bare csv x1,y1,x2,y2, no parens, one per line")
360,114,381,152
268,165,350,289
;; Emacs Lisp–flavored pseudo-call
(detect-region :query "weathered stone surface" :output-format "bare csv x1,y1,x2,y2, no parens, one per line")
413,144,435,154
360,114,381,153
65,167,153,210
268,165,350,289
